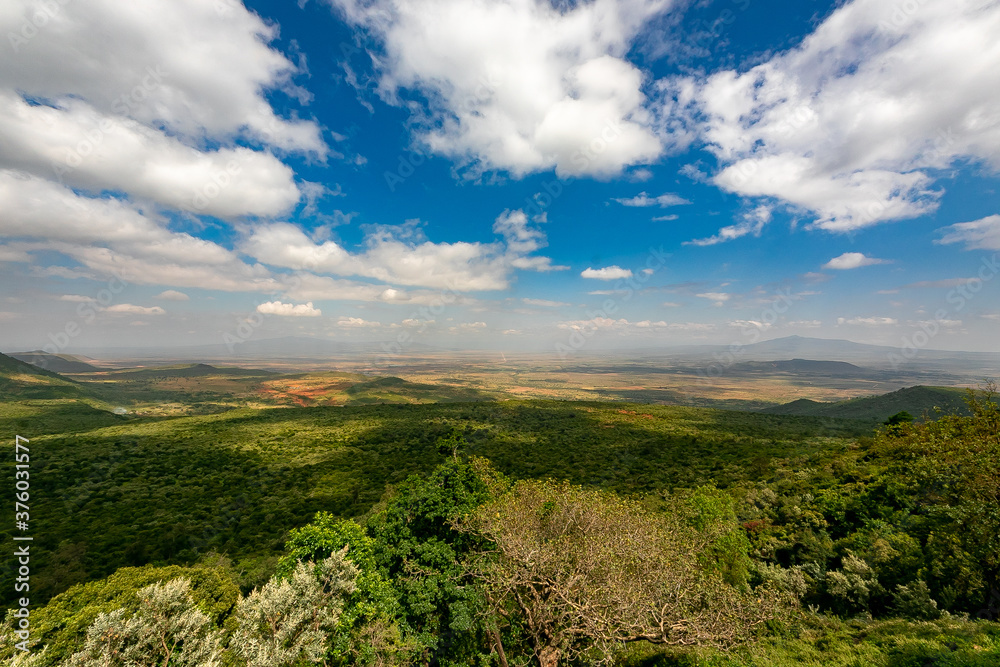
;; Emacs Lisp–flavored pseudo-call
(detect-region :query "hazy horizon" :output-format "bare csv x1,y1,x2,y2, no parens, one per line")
7,335,1000,371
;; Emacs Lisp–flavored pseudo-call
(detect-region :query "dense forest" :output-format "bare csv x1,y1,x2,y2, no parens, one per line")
2,381,1000,665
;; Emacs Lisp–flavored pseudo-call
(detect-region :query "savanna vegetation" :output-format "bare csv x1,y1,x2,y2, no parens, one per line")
2,352,999,665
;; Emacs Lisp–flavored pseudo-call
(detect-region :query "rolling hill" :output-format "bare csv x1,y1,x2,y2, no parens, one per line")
9,351,105,373
343,376,493,404
761,385,974,422
0,351,89,399
94,363,276,379
729,358,874,377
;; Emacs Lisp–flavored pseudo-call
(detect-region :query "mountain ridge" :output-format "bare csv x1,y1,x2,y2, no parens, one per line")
760,385,976,422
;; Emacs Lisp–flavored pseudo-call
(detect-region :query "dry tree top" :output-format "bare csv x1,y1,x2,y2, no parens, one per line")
462,479,790,667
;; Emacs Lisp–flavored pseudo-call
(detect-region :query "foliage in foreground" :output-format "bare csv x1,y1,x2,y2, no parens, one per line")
464,479,789,666
0,398,867,608
4,459,786,666
63,578,224,667
2,386,999,665
736,384,1000,619
617,615,1000,667
4,553,359,667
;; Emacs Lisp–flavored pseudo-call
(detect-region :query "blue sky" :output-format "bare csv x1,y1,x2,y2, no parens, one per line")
1,0,998,355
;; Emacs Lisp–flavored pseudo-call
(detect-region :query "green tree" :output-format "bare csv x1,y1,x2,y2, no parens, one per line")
884,411,914,426
365,457,501,666
63,578,223,667
825,552,883,616
870,383,1000,612
278,513,412,665
0,560,239,667
682,486,754,588
232,552,357,666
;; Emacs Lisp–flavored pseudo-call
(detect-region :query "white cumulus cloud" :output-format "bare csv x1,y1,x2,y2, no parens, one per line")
678,0,1000,231
244,209,562,292
155,290,190,301
558,317,714,333
581,266,633,280
0,91,301,218
613,192,691,207
0,171,283,293
522,298,570,308
337,316,380,327
1,0,324,154
257,301,322,317
937,214,1000,251
837,316,898,326
696,292,730,306
823,252,890,270
330,0,673,178
104,304,166,315
686,206,771,246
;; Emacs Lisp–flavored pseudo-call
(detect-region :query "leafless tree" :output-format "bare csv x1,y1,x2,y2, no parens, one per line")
461,480,789,667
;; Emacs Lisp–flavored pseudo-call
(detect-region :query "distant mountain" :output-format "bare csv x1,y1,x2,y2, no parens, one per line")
0,351,88,399
105,363,275,378
10,351,105,373
740,336,899,361
745,335,1000,368
640,335,994,362
761,385,974,422
635,336,1000,378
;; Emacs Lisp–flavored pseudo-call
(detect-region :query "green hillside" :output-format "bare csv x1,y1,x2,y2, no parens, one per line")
96,362,275,379
3,388,999,667
4,381,998,667
0,351,89,399
0,398,866,607
9,351,104,373
761,385,972,422
732,358,872,377
343,375,493,404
